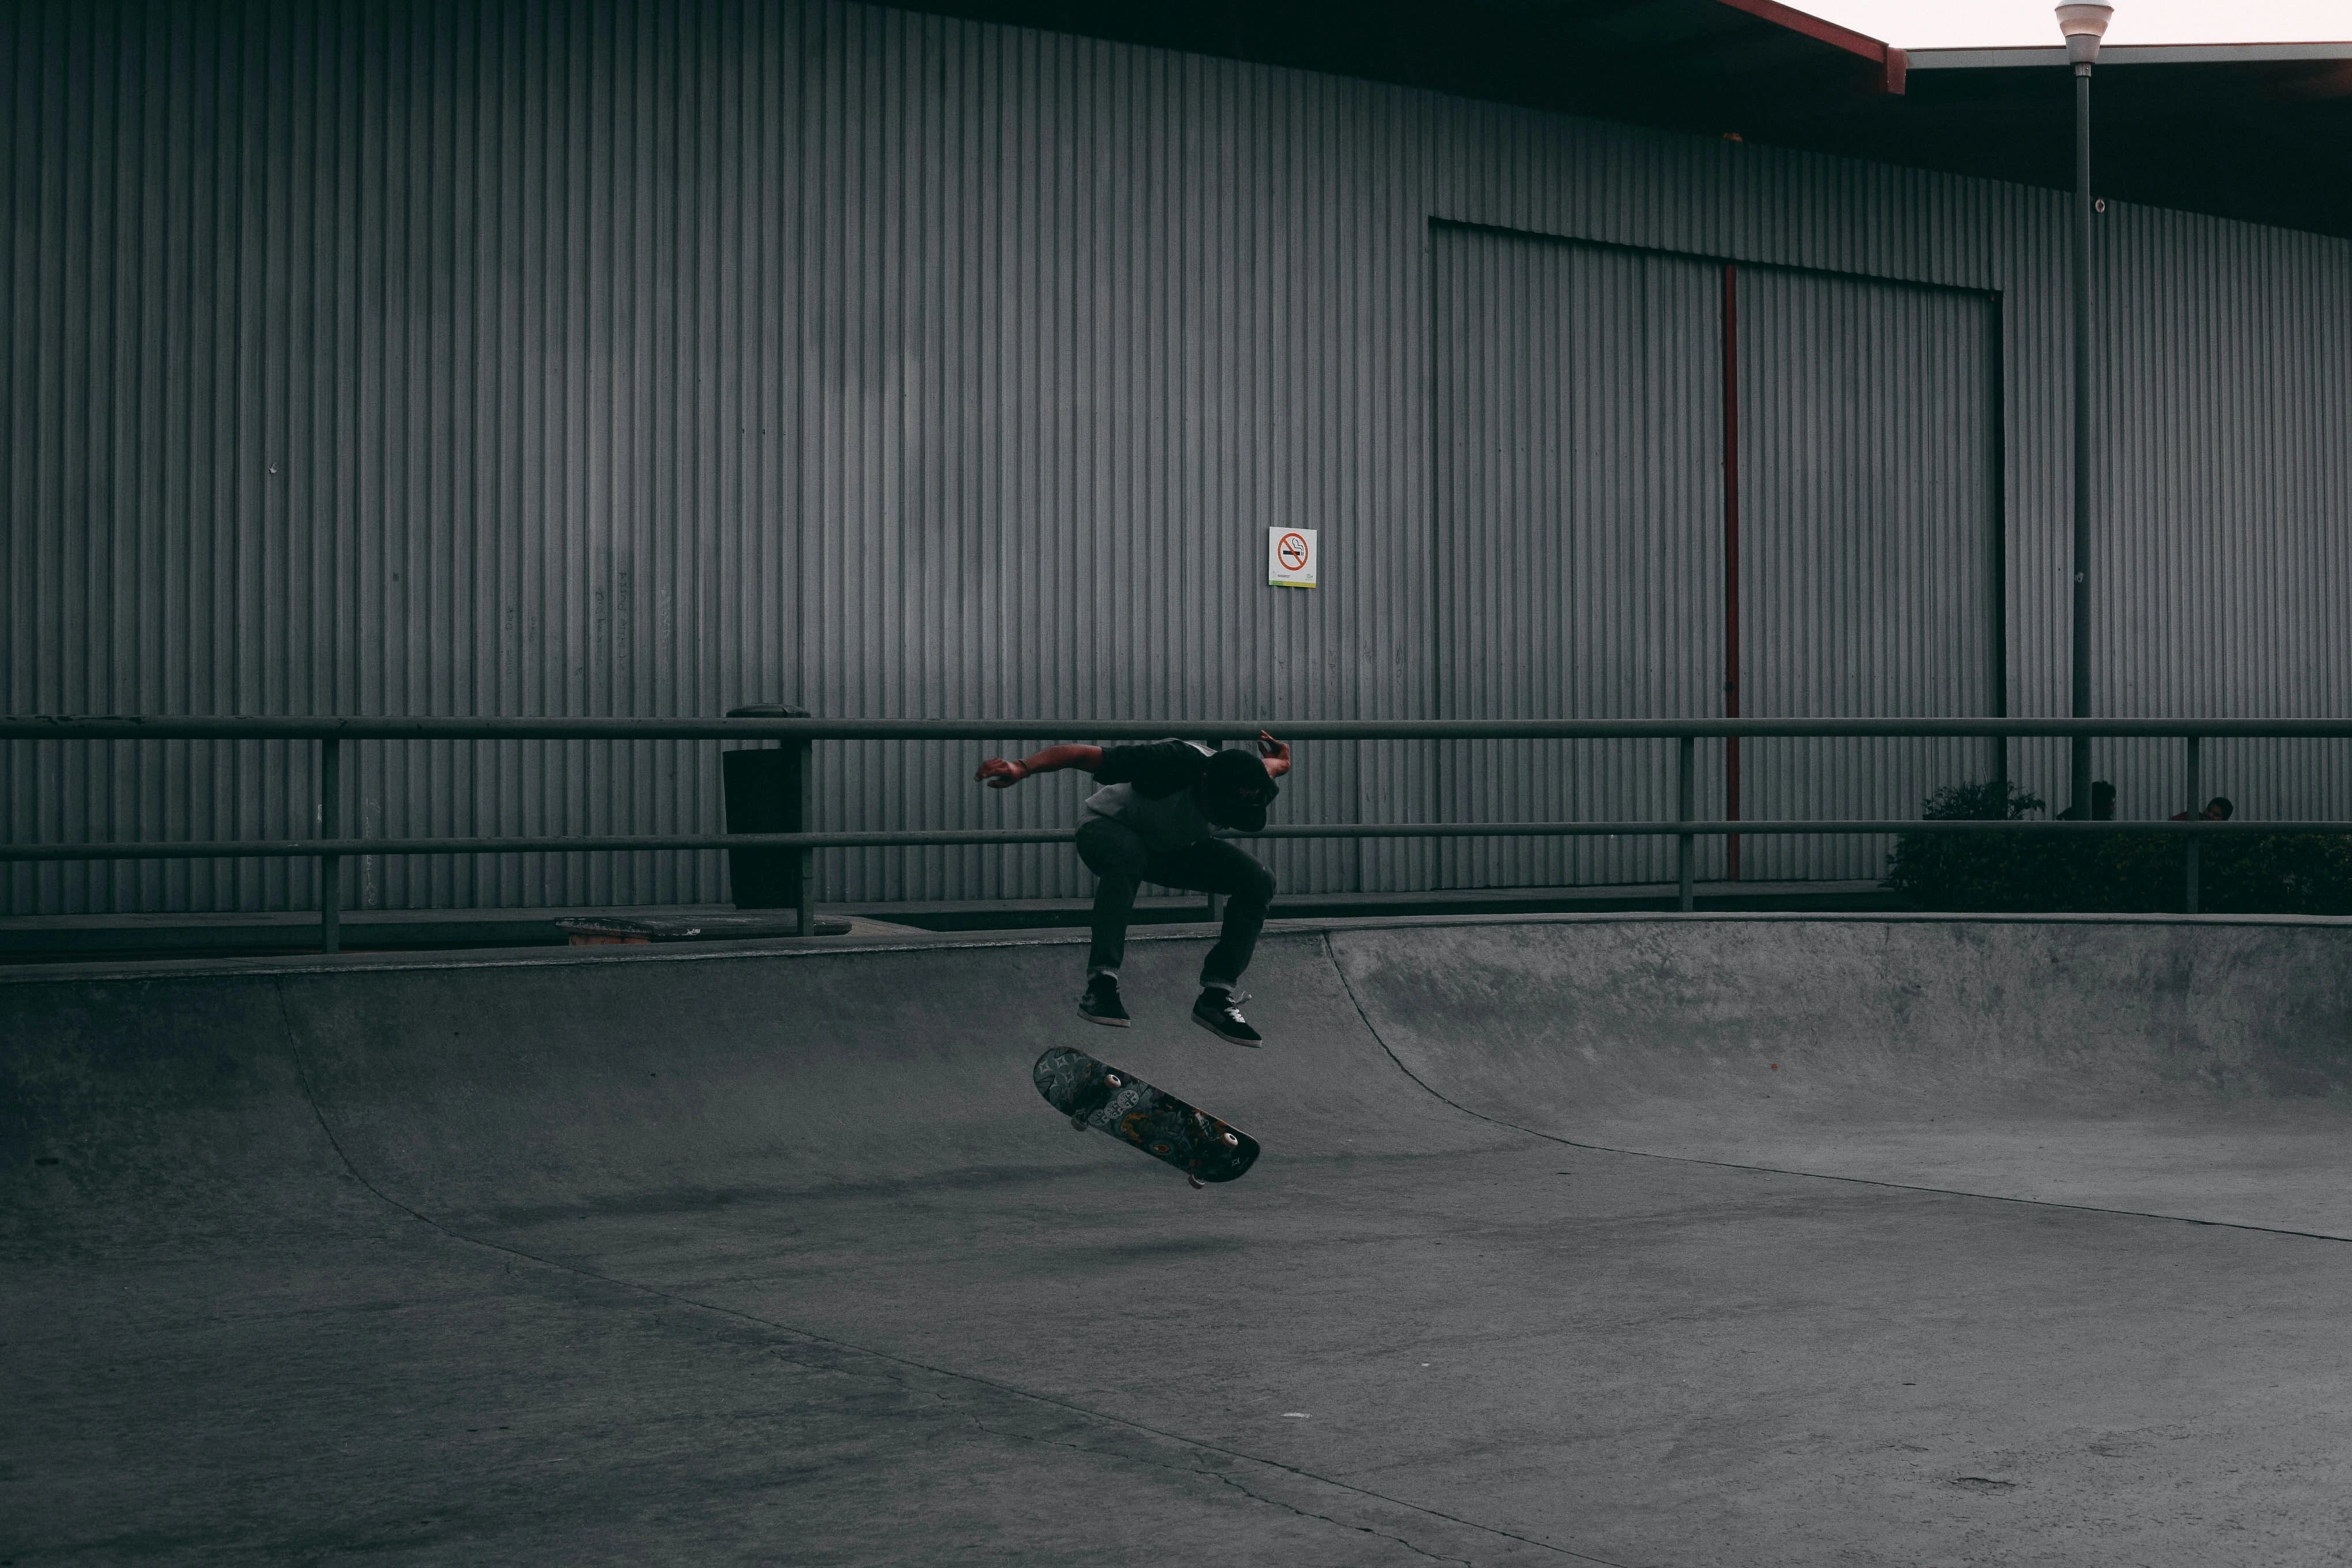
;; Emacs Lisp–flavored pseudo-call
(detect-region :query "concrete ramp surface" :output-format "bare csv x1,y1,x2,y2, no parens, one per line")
1336,917,2352,1234
7,915,2352,1566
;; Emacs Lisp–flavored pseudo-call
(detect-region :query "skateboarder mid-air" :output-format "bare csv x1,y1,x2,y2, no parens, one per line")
974,734,1290,1045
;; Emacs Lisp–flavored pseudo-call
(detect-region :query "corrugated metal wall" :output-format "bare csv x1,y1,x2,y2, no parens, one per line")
1431,225,1724,888
6,0,2351,914
1737,266,1999,880
2077,206,2352,826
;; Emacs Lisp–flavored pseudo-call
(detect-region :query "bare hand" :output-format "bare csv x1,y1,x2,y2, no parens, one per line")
975,757,1027,789
1256,730,1291,777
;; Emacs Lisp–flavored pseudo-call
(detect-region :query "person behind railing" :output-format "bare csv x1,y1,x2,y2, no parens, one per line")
2055,780,2116,821
2172,796,2234,822
974,732,1290,1045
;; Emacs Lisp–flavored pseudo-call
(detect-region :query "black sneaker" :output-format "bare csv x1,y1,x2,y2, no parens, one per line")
1191,989,1261,1047
1078,975,1130,1027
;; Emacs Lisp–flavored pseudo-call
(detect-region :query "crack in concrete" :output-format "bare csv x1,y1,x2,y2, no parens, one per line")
1195,1464,1477,1566
952,1400,1479,1567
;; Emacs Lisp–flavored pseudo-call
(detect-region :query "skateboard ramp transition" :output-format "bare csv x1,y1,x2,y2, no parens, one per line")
1333,915,2352,1235
9,914,2352,1566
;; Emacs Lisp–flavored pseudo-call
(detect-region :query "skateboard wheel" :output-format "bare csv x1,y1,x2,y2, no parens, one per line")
1106,1073,1123,1087
1152,1142,1171,1155
1222,1132,1239,1146
1188,1175,1205,1189
1070,1113,1089,1131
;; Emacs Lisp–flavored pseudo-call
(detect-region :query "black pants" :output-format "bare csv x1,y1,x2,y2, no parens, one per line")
1075,816,1275,990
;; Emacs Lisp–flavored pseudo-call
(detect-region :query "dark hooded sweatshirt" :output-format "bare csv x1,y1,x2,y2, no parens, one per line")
1079,740,1273,851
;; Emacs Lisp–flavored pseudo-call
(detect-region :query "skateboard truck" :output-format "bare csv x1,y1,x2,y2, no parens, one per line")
1065,1070,1121,1132
1192,1134,1239,1188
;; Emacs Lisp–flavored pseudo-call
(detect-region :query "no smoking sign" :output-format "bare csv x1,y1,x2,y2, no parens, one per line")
1267,527,1318,589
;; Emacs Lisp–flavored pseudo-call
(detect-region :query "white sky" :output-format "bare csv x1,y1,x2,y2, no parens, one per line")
1792,0,2352,48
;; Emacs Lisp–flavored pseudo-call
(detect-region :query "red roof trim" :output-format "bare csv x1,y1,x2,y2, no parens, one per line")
1710,0,1893,66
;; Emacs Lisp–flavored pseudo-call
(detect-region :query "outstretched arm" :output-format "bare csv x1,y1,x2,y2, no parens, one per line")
974,743,1105,789
1256,731,1292,779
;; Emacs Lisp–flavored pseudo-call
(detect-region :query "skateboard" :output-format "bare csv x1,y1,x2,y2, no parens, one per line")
1032,1046,1261,1188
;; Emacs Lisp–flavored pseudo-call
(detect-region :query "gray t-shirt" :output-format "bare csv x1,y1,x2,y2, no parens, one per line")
1079,740,1218,852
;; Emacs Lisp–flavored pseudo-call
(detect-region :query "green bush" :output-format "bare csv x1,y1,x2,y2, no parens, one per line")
1883,781,2352,914
1882,779,2063,911
2198,832,2352,916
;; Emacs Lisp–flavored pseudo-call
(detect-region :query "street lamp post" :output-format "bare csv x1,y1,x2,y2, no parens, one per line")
2057,3,2113,820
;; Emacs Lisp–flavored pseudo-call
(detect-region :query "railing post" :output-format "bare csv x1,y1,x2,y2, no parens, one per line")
1677,734,1696,912
796,732,816,937
319,737,342,955
2184,732,2202,915
1204,734,1224,925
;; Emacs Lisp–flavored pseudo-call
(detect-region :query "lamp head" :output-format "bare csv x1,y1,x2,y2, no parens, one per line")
2055,3,2114,67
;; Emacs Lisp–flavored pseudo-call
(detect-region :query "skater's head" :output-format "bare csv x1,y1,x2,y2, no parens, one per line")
2203,796,2234,821
1198,747,1279,832
2091,780,2116,819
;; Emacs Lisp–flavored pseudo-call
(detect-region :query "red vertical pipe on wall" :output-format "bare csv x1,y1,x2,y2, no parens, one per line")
1721,263,1742,880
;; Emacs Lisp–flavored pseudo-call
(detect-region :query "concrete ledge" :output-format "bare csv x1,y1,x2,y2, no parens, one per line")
0,903,911,960
843,878,1910,929
0,879,1909,960
4,905,2347,989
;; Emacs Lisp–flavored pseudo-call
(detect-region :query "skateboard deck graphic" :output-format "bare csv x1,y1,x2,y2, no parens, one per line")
1032,1047,1261,1187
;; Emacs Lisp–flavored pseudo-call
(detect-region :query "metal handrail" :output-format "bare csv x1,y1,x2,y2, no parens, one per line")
10,715,2352,741
9,714,2352,946
0,817,2322,863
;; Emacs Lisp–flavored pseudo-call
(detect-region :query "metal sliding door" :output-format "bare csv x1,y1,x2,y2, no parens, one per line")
1737,269,2000,880
1431,226,1723,888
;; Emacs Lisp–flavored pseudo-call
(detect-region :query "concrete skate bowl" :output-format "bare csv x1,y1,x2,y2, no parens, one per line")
10,913,2352,1252
13,914,2352,1567
1,929,1520,1268
1327,915,2352,1235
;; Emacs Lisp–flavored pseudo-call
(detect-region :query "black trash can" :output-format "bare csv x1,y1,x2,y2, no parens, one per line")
722,704,811,916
